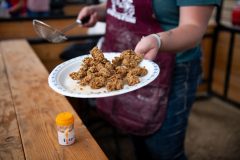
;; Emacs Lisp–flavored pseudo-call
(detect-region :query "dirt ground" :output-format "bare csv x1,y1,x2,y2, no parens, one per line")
185,98,240,160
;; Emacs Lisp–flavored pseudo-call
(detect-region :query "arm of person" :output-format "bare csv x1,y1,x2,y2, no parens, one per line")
134,6,215,60
8,0,24,14
77,2,107,27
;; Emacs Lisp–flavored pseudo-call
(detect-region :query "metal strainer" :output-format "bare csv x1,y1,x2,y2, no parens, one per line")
33,17,89,43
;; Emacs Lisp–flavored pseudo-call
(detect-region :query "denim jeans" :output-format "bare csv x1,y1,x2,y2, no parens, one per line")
132,59,202,160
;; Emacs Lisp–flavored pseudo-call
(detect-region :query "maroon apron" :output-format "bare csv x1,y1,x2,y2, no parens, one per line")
96,0,175,136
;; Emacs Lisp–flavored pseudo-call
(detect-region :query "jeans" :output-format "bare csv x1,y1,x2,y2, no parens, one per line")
132,59,202,160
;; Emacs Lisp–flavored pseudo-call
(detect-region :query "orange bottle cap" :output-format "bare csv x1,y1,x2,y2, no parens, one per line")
56,112,74,126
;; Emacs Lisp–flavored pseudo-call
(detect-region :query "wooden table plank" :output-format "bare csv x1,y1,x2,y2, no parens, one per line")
0,39,108,160
0,44,25,159
0,19,88,40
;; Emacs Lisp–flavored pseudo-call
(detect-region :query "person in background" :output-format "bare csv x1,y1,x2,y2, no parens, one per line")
6,0,26,17
0,0,10,18
27,0,50,17
77,0,221,160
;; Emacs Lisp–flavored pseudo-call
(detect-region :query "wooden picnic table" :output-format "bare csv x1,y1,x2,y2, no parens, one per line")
0,39,108,160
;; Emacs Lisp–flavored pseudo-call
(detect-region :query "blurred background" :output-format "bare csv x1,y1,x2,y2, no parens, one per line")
0,0,239,160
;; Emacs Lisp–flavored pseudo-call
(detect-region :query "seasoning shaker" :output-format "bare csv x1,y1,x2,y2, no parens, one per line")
56,112,75,145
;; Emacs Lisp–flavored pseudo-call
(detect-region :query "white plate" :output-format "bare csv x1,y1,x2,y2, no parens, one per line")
48,53,160,98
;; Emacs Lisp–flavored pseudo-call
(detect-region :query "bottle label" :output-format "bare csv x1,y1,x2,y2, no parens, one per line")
57,128,75,145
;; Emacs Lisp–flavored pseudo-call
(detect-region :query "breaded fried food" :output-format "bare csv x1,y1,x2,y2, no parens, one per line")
69,72,81,80
99,67,111,78
79,73,94,86
126,72,140,86
120,49,143,68
83,57,94,67
129,66,148,76
69,46,148,91
105,62,115,73
112,56,123,67
90,76,106,89
90,46,105,62
115,66,128,78
106,75,124,91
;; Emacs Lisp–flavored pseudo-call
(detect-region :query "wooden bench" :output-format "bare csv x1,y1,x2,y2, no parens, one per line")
0,39,108,160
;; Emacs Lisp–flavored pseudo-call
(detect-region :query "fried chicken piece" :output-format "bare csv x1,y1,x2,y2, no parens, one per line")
126,72,140,86
88,66,97,73
108,74,122,81
121,50,143,60
101,58,110,64
96,63,104,70
79,68,88,77
133,54,143,64
112,56,123,67
122,58,139,68
80,64,88,71
79,73,94,86
106,76,124,91
98,67,111,78
90,46,104,62
120,49,136,58
115,66,128,78
83,57,94,67
105,62,114,72
69,72,81,80
120,50,143,68
69,63,90,80
90,76,106,89
129,66,148,77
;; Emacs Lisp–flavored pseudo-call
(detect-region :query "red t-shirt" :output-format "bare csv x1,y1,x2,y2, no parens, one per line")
8,0,27,15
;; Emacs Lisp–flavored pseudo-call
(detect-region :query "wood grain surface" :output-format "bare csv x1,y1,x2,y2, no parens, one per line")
0,39,108,160
0,44,25,160
0,19,88,40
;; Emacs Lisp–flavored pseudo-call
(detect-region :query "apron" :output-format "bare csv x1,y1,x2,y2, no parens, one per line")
96,0,176,136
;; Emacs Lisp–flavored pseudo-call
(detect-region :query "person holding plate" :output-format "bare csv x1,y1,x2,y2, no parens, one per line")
77,0,221,160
